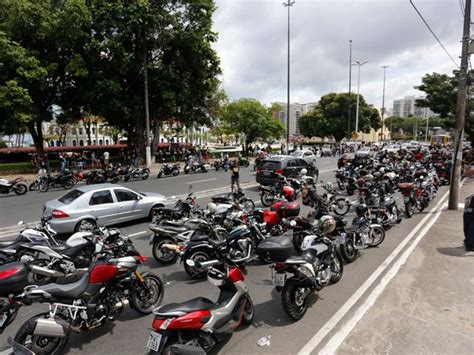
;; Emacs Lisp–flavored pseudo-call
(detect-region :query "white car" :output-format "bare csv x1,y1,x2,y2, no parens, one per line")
290,150,317,165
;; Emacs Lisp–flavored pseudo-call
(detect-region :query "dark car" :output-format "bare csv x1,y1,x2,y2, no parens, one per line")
256,155,319,185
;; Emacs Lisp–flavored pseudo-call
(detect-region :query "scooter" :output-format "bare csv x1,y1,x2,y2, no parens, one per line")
147,258,253,354
0,177,28,196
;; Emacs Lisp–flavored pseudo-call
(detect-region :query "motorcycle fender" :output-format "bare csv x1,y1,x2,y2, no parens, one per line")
33,317,70,338
181,243,214,260
369,224,383,229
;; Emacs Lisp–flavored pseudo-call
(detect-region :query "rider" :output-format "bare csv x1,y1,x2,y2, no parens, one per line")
230,159,240,191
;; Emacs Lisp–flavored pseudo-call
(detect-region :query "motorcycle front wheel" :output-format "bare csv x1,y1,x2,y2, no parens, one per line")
28,181,38,191
14,313,69,355
241,295,254,325
260,192,274,207
131,273,164,314
239,198,255,212
367,226,385,247
13,183,27,195
39,182,49,193
281,278,310,321
330,254,344,283
340,237,359,263
63,180,73,190
333,198,350,216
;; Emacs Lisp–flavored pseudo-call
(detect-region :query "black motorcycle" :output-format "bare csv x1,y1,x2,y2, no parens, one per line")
184,160,207,174
210,188,256,212
151,193,197,224
38,170,74,192
124,167,150,181
157,162,180,178
213,159,229,172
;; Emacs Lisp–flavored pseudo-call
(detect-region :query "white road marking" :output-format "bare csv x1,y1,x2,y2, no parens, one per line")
318,198,448,355
319,168,337,174
128,231,149,237
187,178,217,184
298,188,451,355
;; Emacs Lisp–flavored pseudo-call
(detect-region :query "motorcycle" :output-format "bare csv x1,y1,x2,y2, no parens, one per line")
184,160,208,174
398,180,430,218
259,175,297,207
210,188,255,212
151,193,197,224
124,167,150,181
157,162,180,178
320,181,351,216
239,156,250,167
147,258,253,354
38,170,75,192
258,216,344,321
213,159,229,172
0,177,28,196
6,255,163,354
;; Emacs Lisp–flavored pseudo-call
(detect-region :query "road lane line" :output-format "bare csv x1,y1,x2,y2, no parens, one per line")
187,178,217,184
298,188,451,355
128,231,148,237
319,198,448,355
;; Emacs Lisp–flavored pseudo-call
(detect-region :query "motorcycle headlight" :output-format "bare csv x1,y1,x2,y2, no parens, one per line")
298,265,313,278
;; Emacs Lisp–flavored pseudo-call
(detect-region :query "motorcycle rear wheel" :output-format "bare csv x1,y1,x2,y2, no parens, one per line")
367,226,385,247
241,295,254,325
29,181,38,191
39,182,49,193
183,249,211,279
281,278,310,321
63,180,73,190
340,237,359,263
131,273,164,314
405,202,414,218
260,192,274,207
152,238,179,264
157,171,163,178
14,313,69,355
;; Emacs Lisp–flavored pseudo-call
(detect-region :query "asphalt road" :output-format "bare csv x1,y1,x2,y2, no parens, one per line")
0,157,448,354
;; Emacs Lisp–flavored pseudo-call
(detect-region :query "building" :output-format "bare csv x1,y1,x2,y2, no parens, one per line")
273,102,318,136
392,96,434,118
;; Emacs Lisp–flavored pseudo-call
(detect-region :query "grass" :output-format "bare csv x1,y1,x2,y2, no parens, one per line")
0,162,35,174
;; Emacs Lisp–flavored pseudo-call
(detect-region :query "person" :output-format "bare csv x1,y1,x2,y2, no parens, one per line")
230,159,240,191
59,153,66,173
103,150,110,166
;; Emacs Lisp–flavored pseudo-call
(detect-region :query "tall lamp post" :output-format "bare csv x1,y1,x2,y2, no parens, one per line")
348,40,353,139
283,0,295,154
351,59,368,145
381,65,389,141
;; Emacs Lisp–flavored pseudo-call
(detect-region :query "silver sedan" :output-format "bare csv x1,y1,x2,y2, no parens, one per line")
42,183,167,233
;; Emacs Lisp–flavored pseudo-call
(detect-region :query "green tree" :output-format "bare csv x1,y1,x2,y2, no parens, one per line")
298,92,381,142
222,98,285,151
415,71,474,143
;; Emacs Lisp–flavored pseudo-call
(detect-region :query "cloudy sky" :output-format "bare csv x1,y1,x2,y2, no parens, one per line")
212,0,465,111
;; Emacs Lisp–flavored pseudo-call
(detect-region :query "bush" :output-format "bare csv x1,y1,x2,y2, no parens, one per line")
0,162,34,174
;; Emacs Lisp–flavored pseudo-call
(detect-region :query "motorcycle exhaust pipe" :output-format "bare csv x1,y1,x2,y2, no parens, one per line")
162,243,180,252
33,317,70,338
29,265,65,278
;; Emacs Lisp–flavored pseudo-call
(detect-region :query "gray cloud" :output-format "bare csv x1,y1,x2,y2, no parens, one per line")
212,0,464,109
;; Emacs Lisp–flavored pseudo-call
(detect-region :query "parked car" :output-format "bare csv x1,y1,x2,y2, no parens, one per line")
256,155,319,185
382,145,399,153
321,145,332,157
355,147,373,158
290,150,317,166
42,183,167,233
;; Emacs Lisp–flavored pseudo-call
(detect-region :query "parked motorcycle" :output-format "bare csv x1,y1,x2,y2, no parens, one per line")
147,258,253,354
124,167,150,181
151,193,197,224
0,177,28,196
398,181,430,218
38,170,75,192
157,162,180,178
184,160,208,174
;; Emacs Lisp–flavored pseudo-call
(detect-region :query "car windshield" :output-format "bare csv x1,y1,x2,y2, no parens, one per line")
58,189,84,204
290,151,303,157
260,160,282,170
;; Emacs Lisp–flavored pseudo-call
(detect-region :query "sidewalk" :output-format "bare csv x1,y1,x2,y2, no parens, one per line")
337,179,474,354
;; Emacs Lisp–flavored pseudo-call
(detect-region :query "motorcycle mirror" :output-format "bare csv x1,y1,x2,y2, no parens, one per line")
185,259,195,267
17,221,24,226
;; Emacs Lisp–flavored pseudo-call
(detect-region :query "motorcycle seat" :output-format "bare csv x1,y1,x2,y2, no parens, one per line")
0,235,22,248
159,226,189,234
190,234,209,242
209,239,226,248
36,273,89,299
156,297,214,316
159,205,185,214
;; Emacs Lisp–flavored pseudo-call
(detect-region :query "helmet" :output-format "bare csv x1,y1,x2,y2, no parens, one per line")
318,215,336,235
206,202,217,214
365,174,374,182
355,203,369,217
300,168,308,176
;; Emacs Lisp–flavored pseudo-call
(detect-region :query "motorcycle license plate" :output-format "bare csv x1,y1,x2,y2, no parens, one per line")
403,196,410,204
263,171,271,176
340,233,346,243
273,273,286,287
146,331,162,352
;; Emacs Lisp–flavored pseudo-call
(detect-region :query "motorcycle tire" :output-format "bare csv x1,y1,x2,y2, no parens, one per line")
241,295,254,325
346,184,356,196
367,226,385,247
405,202,414,218
141,173,149,180
240,198,255,212
39,182,49,193
260,192,274,207
337,180,345,191
14,313,69,355
63,180,73,190
330,254,344,283
183,249,212,279
157,171,163,179
172,170,179,176
340,238,359,263
244,161,250,168
131,273,164,314
111,177,120,184
29,181,38,191
124,176,130,182
333,198,350,216
13,183,27,195
152,238,179,264
281,277,310,321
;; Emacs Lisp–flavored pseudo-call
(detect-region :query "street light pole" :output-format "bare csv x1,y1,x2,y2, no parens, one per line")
381,65,389,141
352,60,368,145
348,40,353,139
283,0,295,154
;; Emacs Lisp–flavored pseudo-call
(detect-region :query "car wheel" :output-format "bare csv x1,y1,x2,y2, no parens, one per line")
149,204,165,221
75,219,96,232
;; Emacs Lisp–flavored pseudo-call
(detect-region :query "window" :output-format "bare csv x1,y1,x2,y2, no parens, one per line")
59,189,84,204
105,139,109,145
92,127,96,135
89,190,114,205
99,139,103,145
79,140,84,146
304,152,312,157
50,141,55,147
78,128,83,135
72,140,77,146
114,189,139,202
56,140,61,147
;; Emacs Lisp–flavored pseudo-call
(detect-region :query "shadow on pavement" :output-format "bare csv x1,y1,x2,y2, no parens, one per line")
436,246,474,257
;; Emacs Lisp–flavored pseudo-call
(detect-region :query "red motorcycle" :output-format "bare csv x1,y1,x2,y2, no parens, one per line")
147,258,253,354
255,200,301,235
259,176,298,207
398,181,430,218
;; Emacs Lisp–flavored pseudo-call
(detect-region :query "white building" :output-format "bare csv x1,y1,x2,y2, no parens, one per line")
392,96,435,118
273,102,318,136
43,119,115,147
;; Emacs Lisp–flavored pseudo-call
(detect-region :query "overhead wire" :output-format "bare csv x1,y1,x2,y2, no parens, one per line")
409,0,460,68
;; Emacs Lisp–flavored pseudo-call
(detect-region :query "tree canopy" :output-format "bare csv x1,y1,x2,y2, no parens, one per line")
299,92,381,142
221,98,285,150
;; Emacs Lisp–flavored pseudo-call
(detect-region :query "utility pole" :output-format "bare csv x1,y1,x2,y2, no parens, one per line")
352,60,368,146
448,0,471,210
348,40,353,139
381,65,389,141
143,23,151,168
283,0,295,154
